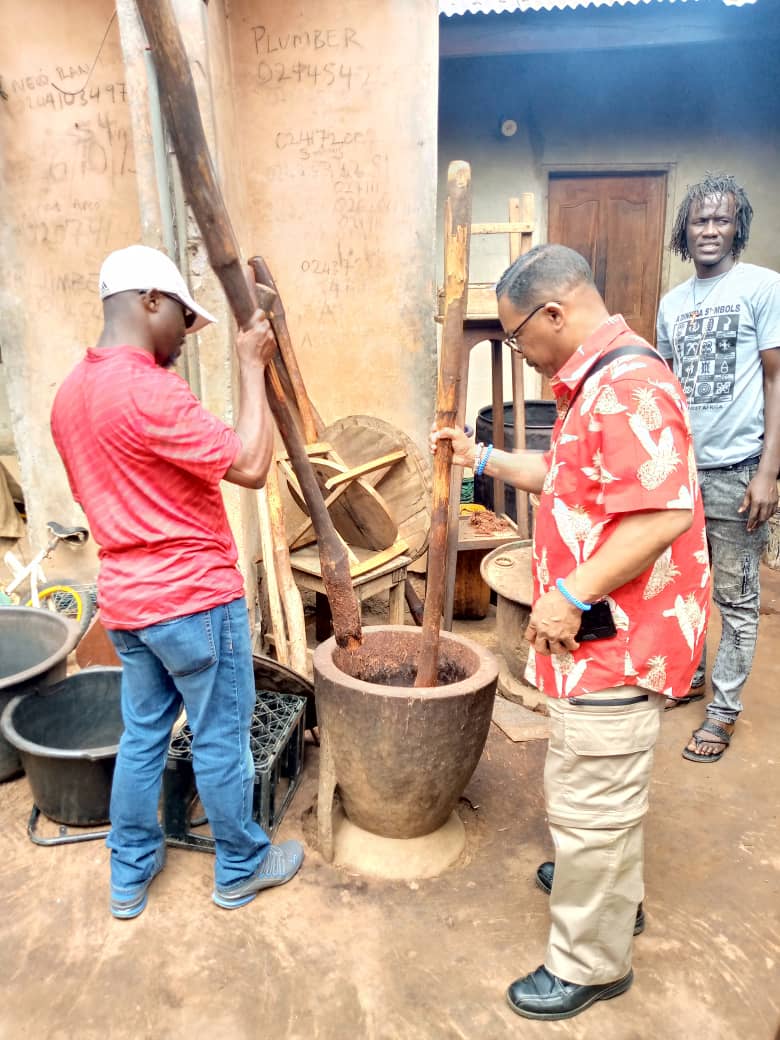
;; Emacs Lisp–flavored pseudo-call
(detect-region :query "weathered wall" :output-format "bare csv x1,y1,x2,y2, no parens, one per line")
228,0,440,451
439,37,780,424
1,0,140,569
1,0,440,590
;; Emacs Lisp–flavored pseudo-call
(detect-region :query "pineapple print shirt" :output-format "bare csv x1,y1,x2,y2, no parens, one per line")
527,315,711,700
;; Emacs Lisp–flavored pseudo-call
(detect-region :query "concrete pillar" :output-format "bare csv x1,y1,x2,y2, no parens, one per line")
2,0,440,606
228,0,440,453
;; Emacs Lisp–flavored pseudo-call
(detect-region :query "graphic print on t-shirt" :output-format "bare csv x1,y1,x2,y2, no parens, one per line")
671,305,740,409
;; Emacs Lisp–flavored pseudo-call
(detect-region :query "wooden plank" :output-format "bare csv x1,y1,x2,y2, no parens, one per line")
508,197,522,263
456,512,518,551
470,221,533,235
323,450,407,490
317,459,398,550
442,464,462,631
512,350,529,540
349,539,409,579
257,486,289,667
438,283,498,320
289,542,411,584
324,416,432,563
284,456,398,552
277,458,303,500
519,192,535,258
287,479,352,548
275,442,333,461
265,461,307,676
491,698,550,743
490,338,506,518
453,548,491,621
442,322,473,631
509,196,536,536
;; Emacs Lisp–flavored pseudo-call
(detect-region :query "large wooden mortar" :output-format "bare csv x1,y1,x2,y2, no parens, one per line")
314,626,498,857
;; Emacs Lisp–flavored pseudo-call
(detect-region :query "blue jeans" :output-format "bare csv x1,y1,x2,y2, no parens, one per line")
695,464,768,725
107,597,269,895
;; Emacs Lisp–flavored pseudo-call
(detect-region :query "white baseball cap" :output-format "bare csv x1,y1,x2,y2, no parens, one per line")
98,244,217,335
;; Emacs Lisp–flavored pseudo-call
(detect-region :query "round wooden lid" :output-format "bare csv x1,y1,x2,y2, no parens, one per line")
321,415,432,562
480,541,534,604
286,455,398,552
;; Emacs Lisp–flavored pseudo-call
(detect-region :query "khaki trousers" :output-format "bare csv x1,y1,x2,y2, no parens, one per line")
543,687,663,985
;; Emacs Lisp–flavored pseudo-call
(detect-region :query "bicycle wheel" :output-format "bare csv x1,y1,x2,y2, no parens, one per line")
27,582,95,637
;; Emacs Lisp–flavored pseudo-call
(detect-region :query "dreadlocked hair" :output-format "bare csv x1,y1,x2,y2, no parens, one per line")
670,172,753,261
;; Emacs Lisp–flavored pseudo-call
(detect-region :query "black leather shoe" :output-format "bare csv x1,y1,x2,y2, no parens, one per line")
506,964,633,1021
536,861,645,935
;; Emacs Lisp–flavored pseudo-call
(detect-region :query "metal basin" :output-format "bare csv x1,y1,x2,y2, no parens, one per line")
0,667,123,824
0,608,81,781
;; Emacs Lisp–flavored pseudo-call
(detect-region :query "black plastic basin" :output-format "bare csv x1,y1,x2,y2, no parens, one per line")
0,608,81,781
474,400,558,527
0,667,123,825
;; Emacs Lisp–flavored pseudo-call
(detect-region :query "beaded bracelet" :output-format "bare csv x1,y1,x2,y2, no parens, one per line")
476,443,493,477
472,442,484,473
556,577,591,612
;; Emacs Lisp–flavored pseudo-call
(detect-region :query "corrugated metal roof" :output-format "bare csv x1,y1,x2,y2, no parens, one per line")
441,0,758,15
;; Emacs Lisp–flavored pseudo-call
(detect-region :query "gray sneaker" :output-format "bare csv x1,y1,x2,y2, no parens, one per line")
110,846,166,920
213,840,304,909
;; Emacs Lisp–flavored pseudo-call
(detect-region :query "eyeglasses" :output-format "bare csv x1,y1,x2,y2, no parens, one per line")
139,289,196,329
502,302,546,352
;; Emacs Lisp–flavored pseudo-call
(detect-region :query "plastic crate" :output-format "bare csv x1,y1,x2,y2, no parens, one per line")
162,690,307,851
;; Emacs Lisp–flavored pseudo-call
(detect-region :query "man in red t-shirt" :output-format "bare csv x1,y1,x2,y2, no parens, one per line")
51,245,303,918
432,245,709,1021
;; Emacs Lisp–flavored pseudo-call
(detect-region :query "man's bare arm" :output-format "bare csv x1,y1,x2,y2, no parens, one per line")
430,425,548,495
224,310,277,489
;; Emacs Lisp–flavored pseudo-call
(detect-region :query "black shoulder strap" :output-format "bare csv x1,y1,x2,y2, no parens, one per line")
567,344,661,414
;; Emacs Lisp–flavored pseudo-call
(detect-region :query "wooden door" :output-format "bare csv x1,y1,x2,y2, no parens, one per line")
548,172,667,346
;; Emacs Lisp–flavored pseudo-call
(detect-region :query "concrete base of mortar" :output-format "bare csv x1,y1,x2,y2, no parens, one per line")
332,807,466,880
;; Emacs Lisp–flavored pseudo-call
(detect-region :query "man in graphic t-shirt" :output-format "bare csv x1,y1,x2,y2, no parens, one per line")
657,173,780,763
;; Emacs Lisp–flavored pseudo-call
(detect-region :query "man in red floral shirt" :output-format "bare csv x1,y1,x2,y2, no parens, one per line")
432,244,709,1021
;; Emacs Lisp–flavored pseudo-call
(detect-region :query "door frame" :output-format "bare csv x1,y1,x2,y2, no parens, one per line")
542,162,678,297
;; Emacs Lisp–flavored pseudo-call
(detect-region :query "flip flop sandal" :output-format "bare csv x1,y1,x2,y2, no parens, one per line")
682,719,732,764
664,692,705,711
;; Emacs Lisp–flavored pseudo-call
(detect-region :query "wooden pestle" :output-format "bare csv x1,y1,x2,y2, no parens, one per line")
135,0,362,651
415,161,472,687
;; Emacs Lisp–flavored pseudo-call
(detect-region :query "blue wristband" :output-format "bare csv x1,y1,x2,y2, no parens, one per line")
476,443,493,476
556,578,592,612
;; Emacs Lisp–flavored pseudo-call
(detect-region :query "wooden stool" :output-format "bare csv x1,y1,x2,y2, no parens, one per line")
289,544,412,642
453,514,521,620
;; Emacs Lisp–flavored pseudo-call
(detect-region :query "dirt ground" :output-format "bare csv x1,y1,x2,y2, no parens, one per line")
1,571,779,1040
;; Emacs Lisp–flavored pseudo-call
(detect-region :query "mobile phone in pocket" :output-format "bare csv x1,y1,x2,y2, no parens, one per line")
575,599,617,642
